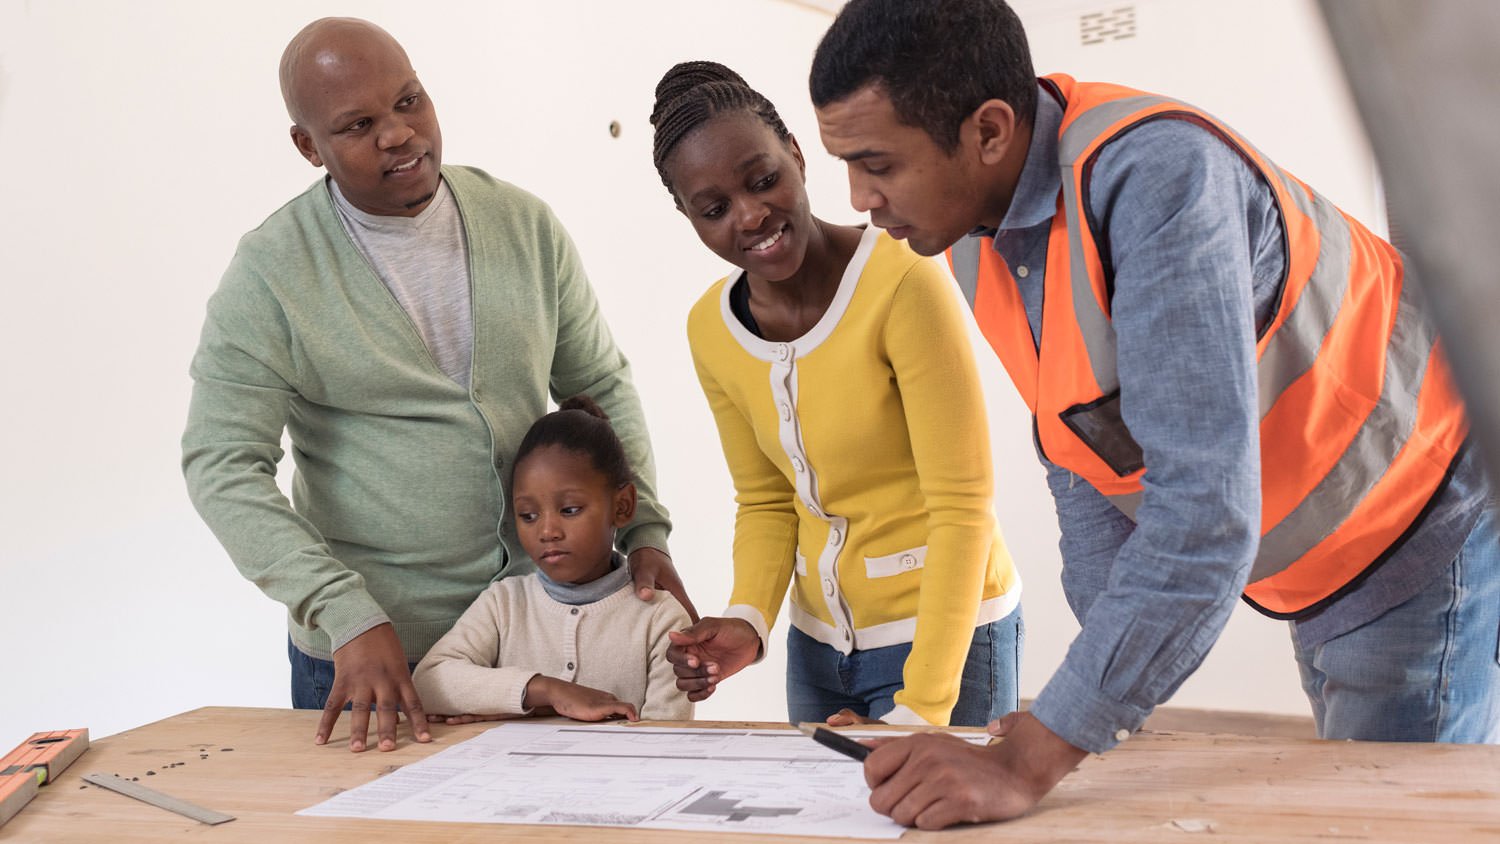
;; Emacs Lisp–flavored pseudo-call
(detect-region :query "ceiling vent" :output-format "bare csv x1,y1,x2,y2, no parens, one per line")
1080,6,1137,45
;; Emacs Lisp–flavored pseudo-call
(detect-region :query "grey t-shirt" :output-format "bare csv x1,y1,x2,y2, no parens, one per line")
331,178,474,387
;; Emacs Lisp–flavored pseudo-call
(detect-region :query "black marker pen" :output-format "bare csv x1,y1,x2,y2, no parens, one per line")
796,722,872,761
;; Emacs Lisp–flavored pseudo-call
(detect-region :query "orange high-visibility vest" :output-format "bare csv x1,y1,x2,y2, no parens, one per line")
948,74,1468,618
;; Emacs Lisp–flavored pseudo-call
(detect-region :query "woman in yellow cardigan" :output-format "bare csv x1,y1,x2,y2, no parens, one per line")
651,61,1022,727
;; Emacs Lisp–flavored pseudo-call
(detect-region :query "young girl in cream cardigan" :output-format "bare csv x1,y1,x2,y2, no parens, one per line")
413,396,692,722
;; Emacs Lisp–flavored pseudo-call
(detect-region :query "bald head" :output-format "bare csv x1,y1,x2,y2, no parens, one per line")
280,17,442,217
279,17,408,126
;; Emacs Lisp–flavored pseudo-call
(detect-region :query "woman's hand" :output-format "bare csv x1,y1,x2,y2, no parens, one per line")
664,617,762,702
826,708,885,726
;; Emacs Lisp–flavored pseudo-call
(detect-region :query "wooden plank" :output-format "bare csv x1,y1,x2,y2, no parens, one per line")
1020,698,1319,739
4,707,1497,842
1140,706,1315,739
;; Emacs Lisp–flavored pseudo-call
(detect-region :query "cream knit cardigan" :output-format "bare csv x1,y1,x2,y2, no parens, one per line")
413,574,693,720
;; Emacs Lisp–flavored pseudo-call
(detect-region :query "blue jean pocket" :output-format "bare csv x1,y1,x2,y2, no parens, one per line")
288,638,338,710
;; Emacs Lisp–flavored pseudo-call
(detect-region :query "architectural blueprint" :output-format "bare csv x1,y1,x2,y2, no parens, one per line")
299,723,988,838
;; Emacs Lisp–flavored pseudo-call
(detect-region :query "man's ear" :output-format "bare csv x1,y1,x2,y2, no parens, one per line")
290,125,323,168
613,481,638,527
968,98,1018,166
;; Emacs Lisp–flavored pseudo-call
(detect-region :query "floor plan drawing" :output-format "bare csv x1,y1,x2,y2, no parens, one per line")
299,723,988,838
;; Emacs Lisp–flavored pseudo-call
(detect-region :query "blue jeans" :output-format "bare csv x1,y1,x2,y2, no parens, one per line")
1290,506,1500,742
786,605,1022,727
288,638,419,710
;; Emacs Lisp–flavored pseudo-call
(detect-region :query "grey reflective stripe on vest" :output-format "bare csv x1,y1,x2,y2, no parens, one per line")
1054,89,1441,582
950,236,982,308
1250,255,1437,581
1204,127,1357,422
1057,94,1169,167
1057,96,1165,396
1166,127,1437,580
1254,180,1351,418
1059,172,1120,393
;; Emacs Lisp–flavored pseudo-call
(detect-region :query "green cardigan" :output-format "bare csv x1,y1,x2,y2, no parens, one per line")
183,166,670,661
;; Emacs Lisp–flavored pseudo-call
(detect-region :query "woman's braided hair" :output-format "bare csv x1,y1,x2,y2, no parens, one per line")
649,60,791,205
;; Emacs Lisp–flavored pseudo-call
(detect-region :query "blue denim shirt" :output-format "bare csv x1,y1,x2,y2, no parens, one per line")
983,83,1487,754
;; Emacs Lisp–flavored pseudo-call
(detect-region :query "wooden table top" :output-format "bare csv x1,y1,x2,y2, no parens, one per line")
4,706,1498,842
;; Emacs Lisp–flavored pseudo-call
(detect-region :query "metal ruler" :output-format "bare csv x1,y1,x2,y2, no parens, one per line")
82,773,235,825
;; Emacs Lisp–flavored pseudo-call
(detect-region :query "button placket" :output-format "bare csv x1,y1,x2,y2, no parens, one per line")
817,515,853,653
561,605,582,680
771,355,820,521
765,343,855,654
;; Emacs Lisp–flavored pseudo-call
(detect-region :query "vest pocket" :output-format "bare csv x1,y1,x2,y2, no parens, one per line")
865,546,927,578
1060,390,1145,476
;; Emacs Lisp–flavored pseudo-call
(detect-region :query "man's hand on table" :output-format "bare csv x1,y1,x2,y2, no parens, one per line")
316,622,432,752
863,710,1088,829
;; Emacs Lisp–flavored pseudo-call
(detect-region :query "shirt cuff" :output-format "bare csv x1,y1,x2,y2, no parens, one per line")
881,704,933,727
620,523,671,559
721,604,769,664
515,671,540,715
319,592,390,652
1029,660,1150,754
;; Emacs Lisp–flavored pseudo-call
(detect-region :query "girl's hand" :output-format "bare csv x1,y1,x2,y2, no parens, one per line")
426,712,509,725
525,676,639,722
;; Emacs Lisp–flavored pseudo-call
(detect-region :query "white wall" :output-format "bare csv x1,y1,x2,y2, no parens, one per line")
0,0,1378,756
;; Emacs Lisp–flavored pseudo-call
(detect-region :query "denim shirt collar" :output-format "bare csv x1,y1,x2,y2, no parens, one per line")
969,81,1063,242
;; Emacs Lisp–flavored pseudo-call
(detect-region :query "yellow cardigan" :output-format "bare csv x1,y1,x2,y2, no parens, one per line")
687,226,1021,726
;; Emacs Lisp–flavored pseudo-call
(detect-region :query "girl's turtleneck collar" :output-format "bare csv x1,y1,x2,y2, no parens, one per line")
533,551,632,605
